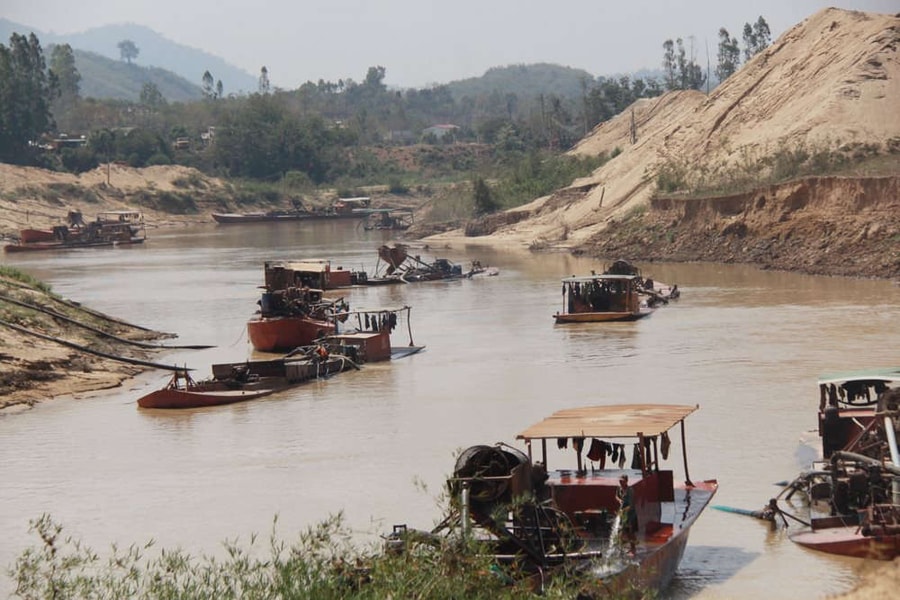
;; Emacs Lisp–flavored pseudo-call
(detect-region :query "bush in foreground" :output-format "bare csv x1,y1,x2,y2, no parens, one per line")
8,513,634,599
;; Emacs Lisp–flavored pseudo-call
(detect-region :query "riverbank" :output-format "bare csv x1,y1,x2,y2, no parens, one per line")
0,268,171,410
442,173,900,281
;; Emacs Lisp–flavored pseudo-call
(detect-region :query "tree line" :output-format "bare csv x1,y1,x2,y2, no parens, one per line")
0,18,771,186
661,16,772,91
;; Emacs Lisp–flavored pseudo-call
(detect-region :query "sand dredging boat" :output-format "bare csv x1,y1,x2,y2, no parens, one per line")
386,404,717,595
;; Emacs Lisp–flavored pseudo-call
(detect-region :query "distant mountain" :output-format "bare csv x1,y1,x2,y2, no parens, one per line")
445,63,597,101
0,19,258,96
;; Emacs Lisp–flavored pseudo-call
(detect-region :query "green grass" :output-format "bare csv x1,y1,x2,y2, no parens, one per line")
0,267,53,294
9,513,638,599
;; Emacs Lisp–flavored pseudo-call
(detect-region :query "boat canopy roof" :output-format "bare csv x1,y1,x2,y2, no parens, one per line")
516,404,698,440
266,259,345,273
346,305,411,314
561,274,640,283
817,367,900,386
97,210,142,219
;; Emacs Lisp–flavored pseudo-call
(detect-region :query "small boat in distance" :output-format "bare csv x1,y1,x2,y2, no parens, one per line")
554,274,654,323
386,404,717,595
365,244,489,284
554,260,678,323
4,210,146,253
362,208,414,231
212,197,377,224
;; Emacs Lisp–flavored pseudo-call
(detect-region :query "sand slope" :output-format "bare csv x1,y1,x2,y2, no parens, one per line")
445,8,900,250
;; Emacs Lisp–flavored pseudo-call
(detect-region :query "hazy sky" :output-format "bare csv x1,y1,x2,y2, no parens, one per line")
3,0,898,88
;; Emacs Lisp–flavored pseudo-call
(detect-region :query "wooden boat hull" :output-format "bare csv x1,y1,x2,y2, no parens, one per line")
137,356,353,409
212,211,372,224
137,386,277,409
212,212,309,223
790,526,900,560
549,478,717,594
4,239,144,253
610,481,717,592
247,315,335,353
554,308,654,323
19,228,56,243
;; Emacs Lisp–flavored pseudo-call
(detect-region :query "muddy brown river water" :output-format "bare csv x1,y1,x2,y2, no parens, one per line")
1,219,899,598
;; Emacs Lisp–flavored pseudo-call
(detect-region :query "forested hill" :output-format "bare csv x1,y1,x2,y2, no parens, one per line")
0,19,257,95
446,63,595,101
71,48,202,102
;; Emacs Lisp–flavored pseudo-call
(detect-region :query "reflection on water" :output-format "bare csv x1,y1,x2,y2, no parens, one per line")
1,221,899,599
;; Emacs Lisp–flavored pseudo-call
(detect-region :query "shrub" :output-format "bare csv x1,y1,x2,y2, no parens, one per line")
146,153,172,166
388,177,410,194
10,513,612,600
60,147,99,174
153,192,198,214
0,266,53,293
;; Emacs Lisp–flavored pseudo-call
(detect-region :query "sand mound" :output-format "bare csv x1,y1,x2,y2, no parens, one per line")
0,163,228,236
458,7,900,248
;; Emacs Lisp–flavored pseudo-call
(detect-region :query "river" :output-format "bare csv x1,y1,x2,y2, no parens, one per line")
1,219,898,599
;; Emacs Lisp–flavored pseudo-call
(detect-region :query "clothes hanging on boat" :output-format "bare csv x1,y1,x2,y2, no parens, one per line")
572,437,584,454
660,432,671,460
557,437,568,449
611,444,619,463
631,444,642,470
587,439,605,464
618,445,626,468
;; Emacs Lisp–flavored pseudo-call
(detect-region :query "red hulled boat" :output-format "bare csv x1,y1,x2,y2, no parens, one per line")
387,404,716,595
246,285,347,353
138,352,356,409
761,368,900,560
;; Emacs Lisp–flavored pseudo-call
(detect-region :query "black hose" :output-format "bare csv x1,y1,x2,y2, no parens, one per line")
0,318,191,372
0,294,212,350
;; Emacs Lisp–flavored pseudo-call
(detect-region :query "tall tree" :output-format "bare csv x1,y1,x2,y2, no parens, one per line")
666,38,706,91
48,43,80,127
117,39,139,64
742,23,757,62
715,28,741,82
49,44,80,107
662,39,677,91
363,65,386,94
676,38,689,90
472,177,498,216
202,70,215,99
0,33,58,164
258,66,270,94
742,16,772,61
753,17,772,53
